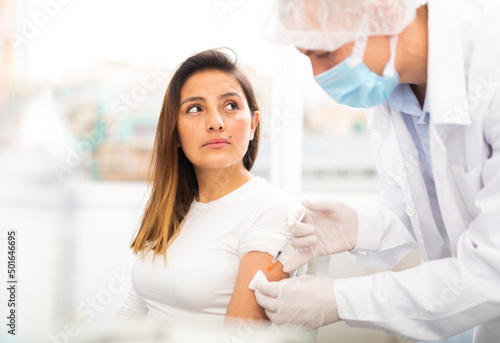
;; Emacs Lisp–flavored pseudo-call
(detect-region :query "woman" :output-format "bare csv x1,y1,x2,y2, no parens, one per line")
116,49,300,324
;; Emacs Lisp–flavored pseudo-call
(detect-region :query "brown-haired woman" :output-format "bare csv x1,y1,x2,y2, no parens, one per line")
116,49,300,325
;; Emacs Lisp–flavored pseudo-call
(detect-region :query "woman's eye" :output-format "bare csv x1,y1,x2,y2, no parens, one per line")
224,102,238,111
187,105,202,113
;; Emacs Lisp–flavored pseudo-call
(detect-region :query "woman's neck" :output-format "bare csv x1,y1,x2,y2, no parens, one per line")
194,164,253,203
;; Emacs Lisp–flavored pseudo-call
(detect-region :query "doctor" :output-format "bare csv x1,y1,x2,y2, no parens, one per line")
254,0,500,342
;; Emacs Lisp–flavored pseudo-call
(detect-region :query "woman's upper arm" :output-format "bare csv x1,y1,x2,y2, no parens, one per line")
225,251,289,321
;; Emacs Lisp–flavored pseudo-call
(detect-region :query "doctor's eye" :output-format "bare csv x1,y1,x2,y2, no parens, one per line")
314,51,331,59
187,105,202,113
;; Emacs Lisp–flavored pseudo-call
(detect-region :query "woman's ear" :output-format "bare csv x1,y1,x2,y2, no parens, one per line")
250,110,260,141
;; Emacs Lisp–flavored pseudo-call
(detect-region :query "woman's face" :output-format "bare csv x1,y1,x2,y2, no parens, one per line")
177,70,259,173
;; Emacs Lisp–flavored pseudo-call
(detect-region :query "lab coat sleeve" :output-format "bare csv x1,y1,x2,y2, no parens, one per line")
333,97,500,341
348,127,419,269
116,285,149,321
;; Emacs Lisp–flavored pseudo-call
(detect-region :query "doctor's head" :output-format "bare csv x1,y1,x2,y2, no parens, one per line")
267,0,428,108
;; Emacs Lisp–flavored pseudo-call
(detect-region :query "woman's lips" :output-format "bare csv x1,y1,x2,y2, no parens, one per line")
203,138,230,148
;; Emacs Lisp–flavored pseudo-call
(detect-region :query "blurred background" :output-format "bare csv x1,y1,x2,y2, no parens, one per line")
0,0,419,342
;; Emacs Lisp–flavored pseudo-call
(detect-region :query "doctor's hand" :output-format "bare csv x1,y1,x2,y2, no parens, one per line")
254,275,339,331
284,199,358,273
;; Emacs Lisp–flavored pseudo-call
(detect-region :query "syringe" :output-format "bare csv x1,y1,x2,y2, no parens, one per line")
266,211,306,273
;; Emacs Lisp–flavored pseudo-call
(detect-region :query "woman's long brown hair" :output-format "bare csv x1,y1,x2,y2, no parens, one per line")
130,48,261,261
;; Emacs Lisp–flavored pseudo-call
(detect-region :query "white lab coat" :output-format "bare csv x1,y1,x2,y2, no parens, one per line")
333,0,500,342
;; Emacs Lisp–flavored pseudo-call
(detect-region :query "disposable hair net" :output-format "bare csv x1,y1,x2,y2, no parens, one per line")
263,0,427,51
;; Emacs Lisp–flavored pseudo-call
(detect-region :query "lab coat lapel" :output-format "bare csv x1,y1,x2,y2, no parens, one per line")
427,0,472,254
426,0,471,126
389,109,450,260
367,106,450,261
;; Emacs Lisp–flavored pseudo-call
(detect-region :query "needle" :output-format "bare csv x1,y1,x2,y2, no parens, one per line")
266,211,306,273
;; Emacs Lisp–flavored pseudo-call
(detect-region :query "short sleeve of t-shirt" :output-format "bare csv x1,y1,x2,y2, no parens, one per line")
238,192,301,267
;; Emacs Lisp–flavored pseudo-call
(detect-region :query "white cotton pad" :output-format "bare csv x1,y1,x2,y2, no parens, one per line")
248,270,268,291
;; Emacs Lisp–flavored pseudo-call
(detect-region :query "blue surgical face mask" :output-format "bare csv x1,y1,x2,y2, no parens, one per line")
314,35,400,108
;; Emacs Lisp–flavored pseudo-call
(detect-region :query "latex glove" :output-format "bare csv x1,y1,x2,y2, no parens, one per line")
254,275,339,331
283,199,358,273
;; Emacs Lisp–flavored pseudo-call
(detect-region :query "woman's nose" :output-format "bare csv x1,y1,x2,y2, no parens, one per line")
206,110,225,132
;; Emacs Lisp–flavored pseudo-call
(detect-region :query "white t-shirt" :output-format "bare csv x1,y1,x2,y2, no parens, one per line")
116,177,301,324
